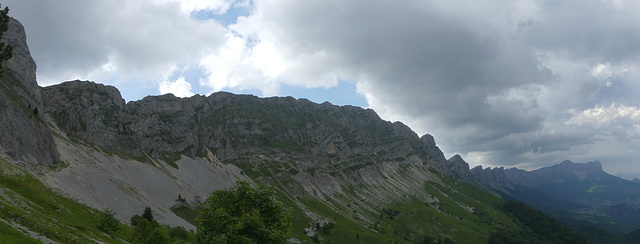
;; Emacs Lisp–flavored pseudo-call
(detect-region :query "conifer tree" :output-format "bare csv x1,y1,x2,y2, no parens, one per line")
0,4,13,73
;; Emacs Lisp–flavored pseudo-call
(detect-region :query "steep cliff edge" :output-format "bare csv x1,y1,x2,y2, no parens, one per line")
43,81,442,166
0,18,59,167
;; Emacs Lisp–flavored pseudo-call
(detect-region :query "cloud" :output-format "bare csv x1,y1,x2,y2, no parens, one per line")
159,77,194,98
227,0,552,153
7,0,640,177
4,0,227,88
567,104,640,127
223,0,640,174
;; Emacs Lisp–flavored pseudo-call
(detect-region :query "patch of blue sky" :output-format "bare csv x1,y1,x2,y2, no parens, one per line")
222,87,265,97
118,65,369,108
190,2,251,26
161,64,209,94
280,81,369,108
162,64,266,98
116,80,162,102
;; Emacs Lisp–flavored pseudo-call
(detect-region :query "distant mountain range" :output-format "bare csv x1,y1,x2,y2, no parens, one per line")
449,157,640,235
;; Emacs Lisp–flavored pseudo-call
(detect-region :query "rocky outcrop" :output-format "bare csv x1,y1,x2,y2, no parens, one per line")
43,81,448,168
446,154,472,181
0,18,59,167
41,80,127,149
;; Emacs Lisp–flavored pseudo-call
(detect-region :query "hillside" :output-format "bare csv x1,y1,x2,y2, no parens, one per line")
0,17,588,243
456,156,640,238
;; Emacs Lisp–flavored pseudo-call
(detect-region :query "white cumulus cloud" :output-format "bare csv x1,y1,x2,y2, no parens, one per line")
159,77,195,98
566,104,640,128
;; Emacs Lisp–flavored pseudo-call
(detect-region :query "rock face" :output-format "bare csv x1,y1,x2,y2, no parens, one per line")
446,154,472,181
0,18,59,167
43,81,445,167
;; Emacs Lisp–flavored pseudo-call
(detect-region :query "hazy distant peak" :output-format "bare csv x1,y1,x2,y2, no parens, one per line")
553,160,603,172
559,160,574,165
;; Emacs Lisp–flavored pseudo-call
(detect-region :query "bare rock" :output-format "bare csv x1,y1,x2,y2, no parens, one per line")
0,18,59,167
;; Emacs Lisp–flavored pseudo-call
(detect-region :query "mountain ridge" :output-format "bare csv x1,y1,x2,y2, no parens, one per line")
43,80,443,167
454,157,640,235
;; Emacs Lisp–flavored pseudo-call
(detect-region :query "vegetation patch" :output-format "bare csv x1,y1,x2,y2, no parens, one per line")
160,152,181,169
0,219,40,244
0,159,134,243
170,204,200,226
298,197,409,244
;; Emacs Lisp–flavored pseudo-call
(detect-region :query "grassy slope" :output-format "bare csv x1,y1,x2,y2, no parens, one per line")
222,153,525,243
0,151,585,244
0,157,133,243
261,170,524,244
0,220,40,244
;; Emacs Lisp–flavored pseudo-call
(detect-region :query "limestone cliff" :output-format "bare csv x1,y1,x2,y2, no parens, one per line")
43,82,441,167
0,18,59,167
446,154,472,181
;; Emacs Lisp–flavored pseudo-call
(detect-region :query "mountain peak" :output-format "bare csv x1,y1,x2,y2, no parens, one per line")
420,134,436,148
449,154,464,162
447,154,471,180
632,177,640,184
554,160,603,172
559,160,574,165
587,160,603,171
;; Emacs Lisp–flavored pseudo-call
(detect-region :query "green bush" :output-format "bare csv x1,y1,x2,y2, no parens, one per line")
97,209,120,235
196,180,292,243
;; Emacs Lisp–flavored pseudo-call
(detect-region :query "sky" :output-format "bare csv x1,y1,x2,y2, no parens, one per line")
5,0,640,179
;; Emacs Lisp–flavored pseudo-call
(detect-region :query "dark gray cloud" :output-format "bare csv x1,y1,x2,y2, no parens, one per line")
5,0,111,80
243,1,550,144
522,1,640,62
237,0,640,176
